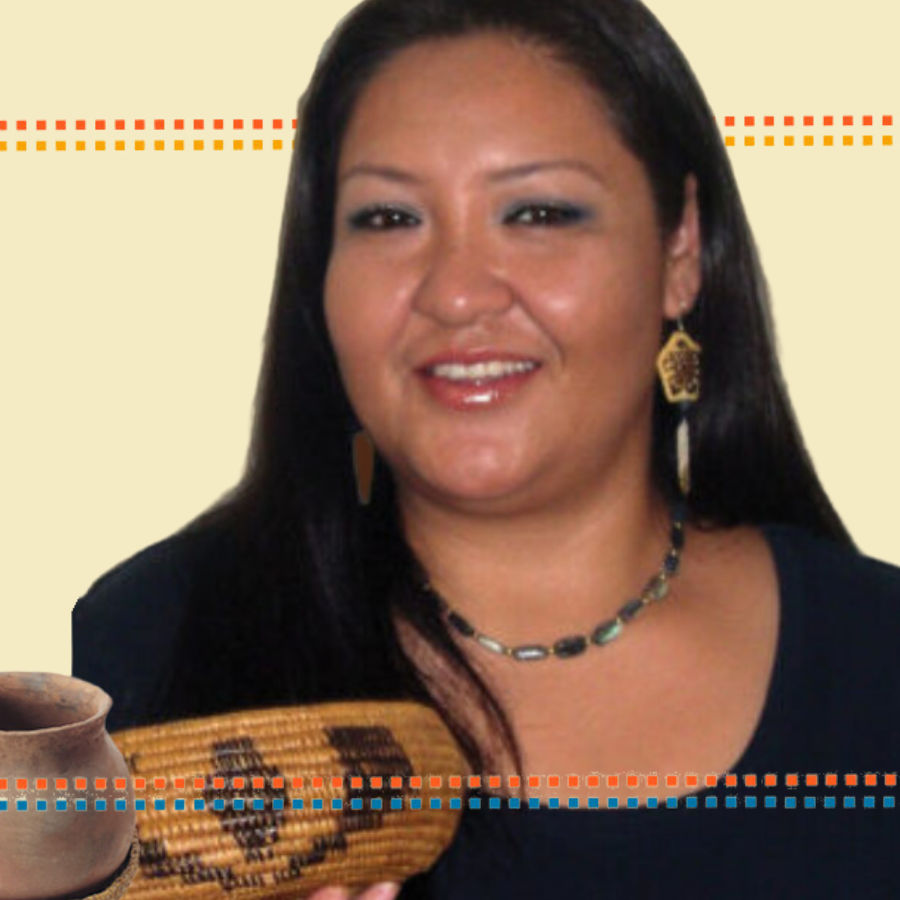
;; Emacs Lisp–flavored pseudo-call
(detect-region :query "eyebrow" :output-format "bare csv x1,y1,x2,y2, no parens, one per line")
338,159,607,187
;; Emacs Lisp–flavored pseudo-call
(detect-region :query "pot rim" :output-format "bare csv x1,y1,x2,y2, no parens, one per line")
0,671,113,736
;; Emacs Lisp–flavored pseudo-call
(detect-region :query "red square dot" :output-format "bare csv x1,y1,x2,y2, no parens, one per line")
845,774,858,786
115,120,125,130
607,775,619,788
843,115,853,125
115,779,127,790
154,778,165,789
803,116,813,126
17,120,27,130
253,777,264,789
745,774,758,787
865,774,877,786
55,120,65,130
528,775,540,787
95,120,106,130
764,116,774,126
390,776,403,789
0,779,7,790
75,778,87,790
214,777,225,789
626,774,638,788
174,778,185,789
135,120,145,130
233,777,245,789
17,779,28,790
56,779,68,790
410,776,423,789
646,775,658,788
37,120,46,130
214,119,223,129
133,778,145,790
95,778,107,790
508,775,520,788
194,778,205,789
351,777,363,789
272,777,284,789
334,777,345,788
587,775,600,787
569,775,581,788
725,775,737,787
234,119,244,129
175,119,184,129
372,776,384,788
786,774,798,787
824,115,833,126
194,119,204,130
885,774,897,787
724,116,735,127
548,775,560,788
292,118,297,128
825,774,837,786
76,120,85,130
666,774,678,787
291,777,303,788
0,121,6,131
685,774,698,787
744,116,754,126
884,115,893,126
154,119,165,130
253,118,263,129
36,779,48,790
273,119,283,129
805,774,818,787
863,115,872,126
312,777,323,788
705,774,717,787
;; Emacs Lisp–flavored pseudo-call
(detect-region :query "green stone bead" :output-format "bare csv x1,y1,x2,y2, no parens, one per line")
591,619,623,645
512,645,550,662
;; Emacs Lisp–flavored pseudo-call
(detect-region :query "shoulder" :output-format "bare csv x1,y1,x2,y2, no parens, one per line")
72,529,212,731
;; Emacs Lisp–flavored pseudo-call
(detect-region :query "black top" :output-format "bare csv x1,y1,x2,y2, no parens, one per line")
73,524,900,898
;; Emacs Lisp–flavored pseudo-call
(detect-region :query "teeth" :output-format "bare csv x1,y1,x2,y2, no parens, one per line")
429,360,538,381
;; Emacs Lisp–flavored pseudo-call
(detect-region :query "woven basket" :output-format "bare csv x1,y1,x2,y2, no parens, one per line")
111,701,467,898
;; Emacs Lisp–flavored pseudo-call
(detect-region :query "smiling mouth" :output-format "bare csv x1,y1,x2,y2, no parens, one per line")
418,360,543,410
425,360,541,382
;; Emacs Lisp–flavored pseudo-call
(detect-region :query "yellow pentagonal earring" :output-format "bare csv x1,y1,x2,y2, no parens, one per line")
352,429,375,506
656,311,701,496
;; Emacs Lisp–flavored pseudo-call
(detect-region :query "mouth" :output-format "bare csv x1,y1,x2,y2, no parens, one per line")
417,359,543,410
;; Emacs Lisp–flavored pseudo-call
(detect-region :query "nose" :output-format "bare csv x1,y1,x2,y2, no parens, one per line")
411,231,514,326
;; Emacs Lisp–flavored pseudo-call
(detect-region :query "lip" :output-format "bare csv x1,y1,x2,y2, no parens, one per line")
416,358,542,411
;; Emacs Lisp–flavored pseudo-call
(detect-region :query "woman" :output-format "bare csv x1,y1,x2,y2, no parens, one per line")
73,0,900,897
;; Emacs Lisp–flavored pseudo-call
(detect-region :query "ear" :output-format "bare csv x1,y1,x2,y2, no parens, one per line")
662,175,702,321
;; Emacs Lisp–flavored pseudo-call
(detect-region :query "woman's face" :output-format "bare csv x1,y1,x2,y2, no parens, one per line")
325,34,700,513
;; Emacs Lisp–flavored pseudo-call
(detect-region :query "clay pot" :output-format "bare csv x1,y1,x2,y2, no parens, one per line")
0,672,135,900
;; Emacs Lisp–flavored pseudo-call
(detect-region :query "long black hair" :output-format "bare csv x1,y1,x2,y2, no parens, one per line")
144,0,850,786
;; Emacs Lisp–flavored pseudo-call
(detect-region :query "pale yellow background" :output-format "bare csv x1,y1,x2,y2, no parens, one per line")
1,1,897,674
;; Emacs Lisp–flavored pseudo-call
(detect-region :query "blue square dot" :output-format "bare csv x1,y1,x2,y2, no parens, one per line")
667,797,678,809
686,797,698,809
17,800,28,811
273,798,284,811
549,798,559,809
214,798,225,811
312,798,323,810
765,796,777,808
824,797,835,808
745,797,757,809
234,798,244,811
76,800,87,811
608,798,619,809
785,797,796,809
864,796,875,808
509,798,520,809
292,799,304,810
528,798,540,809
332,799,343,810
726,796,737,808
589,798,601,809
135,799,146,811
411,798,422,810
95,800,107,812
647,798,658,809
568,798,580,809
36,800,48,811
0,801,7,812
844,797,856,809
430,798,442,809
884,797,895,809
115,799,127,811
450,798,461,810
705,797,717,808
469,798,481,809
352,798,363,810
175,799,185,811
56,800,67,811
489,797,501,809
804,797,816,809
391,798,402,810
194,799,205,811
254,799,264,810
154,799,165,811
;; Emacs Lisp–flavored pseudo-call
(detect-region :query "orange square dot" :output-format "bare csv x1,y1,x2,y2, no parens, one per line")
805,774,818,787
272,777,283,789
825,774,837,787
469,776,482,788
865,774,877,786
273,139,283,150
214,778,225,789
253,778,264,789
154,119,164,129
55,119,65,130
56,779,67,790
705,775,717,787
430,776,443,788
863,115,872,126
547,775,560,788
784,116,794,126
213,119,222,129
725,775,737,788
587,775,600,788
390,777,403,789
115,119,125,130
370,777,382,789
173,778,184,789
17,779,28,790
331,777,343,789
273,119,283,129
786,774,798,788
607,775,619,788
312,777,323,789
744,116,754,126
75,779,87,790
528,776,541,788
884,136,894,146
233,139,243,150
348,777,361,789
37,140,47,151
194,140,204,150
804,115,814,126
627,774,639,788
843,136,853,146
175,140,185,150
292,777,304,788
843,115,853,125
725,136,735,147
292,118,297,128
884,115,893,126
135,140,145,150
824,136,834,146
449,776,462,788
194,119,204,129
803,135,814,146
863,135,873,146
16,141,26,150
214,140,223,150
784,136,794,146
885,774,897,787
764,116,774,126
175,119,184,129
0,779,7,790
154,778,166,789
646,775,658,788
569,775,580,788
55,140,65,151
194,778,205,790
253,139,263,150
154,140,164,150
234,119,243,129
824,115,833,126
115,140,124,151
253,118,263,129
95,778,107,790
685,775,698,788
36,779,48,791
666,775,679,787
76,140,85,150
409,776,422,789
133,778,145,790
508,776,520,788
764,136,774,146
724,116,734,126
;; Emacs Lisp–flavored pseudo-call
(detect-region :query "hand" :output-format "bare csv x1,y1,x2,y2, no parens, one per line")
307,881,401,900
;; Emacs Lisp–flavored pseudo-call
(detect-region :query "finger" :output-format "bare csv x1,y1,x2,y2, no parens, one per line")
356,883,401,900
307,888,351,900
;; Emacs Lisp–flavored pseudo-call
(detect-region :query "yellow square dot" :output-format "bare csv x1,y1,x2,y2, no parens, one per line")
784,136,794,146
843,136,853,146
803,135,814,146
764,136,774,146
17,141,26,151
96,141,106,151
194,140,204,150
273,139,283,150
0,141,6,152
56,141,65,151
154,140,164,150
863,135,872,146
115,140,125,151
884,135,894,146
135,140,145,151
214,139,224,150
725,136,735,147
253,139,263,150
76,140,85,151
234,139,244,150
292,139,295,149
37,141,47,151
824,136,834,146
744,136,755,147
175,140,184,151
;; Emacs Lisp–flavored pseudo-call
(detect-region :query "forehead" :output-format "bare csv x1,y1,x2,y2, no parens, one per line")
337,33,630,177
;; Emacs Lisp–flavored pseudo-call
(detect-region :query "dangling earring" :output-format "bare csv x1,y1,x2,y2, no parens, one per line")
656,309,701,496
352,429,375,506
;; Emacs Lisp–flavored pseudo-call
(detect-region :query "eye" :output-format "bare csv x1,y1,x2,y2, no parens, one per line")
504,202,589,227
347,204,421,231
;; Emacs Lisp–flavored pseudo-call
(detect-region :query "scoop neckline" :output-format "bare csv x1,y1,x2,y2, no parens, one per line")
470,522,802,820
